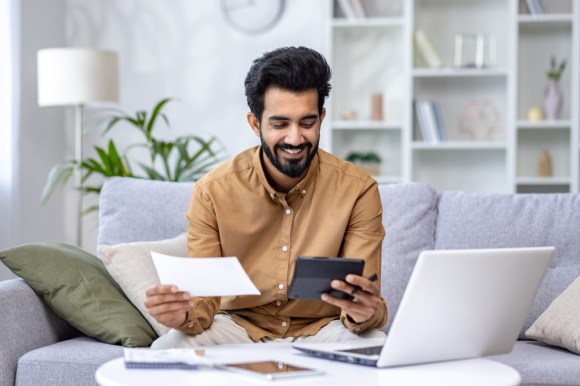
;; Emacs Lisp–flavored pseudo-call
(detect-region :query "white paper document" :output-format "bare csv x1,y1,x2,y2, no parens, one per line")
124,347,214,369
151,252,260,296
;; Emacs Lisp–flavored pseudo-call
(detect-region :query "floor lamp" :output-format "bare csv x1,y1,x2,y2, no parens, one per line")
37,48,119,247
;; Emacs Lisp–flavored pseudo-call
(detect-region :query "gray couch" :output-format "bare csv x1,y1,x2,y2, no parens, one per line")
2,177,580,386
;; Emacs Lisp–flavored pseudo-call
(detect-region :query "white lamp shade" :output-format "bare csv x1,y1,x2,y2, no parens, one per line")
37,48,119,106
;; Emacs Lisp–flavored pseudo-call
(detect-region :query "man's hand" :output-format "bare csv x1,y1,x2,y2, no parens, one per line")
144,285,194,329
321,274,380,324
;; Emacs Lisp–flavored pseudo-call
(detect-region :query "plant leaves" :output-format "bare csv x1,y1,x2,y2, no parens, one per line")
41,160,76,203
43,97,226,211
145,98,173,139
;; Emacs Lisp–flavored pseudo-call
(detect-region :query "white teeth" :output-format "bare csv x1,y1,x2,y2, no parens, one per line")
283,148,301,154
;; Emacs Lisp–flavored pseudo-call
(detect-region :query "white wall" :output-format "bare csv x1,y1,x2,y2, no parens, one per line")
0,0,68,281
7,0,330,264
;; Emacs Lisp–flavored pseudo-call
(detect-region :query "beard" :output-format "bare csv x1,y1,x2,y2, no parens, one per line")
260,133,318,179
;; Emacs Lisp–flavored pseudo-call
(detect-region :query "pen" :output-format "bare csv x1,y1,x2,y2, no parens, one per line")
351,273,378,296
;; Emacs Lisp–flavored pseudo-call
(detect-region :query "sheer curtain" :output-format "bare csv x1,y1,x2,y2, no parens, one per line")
0,0,19,250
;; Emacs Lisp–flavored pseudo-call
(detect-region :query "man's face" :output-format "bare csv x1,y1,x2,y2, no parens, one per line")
249,87,325,180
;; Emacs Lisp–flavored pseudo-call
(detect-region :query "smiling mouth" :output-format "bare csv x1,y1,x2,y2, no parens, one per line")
282,147,303,155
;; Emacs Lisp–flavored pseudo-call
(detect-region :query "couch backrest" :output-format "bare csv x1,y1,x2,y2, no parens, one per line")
98,177,439,333
378,183,438,330
436,191,580,337
98,177,194,246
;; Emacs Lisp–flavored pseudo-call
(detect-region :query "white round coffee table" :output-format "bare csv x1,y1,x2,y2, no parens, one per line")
96,343,520,386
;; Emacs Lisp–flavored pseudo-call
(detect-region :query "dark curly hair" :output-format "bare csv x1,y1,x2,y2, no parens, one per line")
244,46,332,121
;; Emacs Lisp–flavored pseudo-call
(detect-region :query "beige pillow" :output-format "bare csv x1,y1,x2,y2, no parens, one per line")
526,275,580,354
98,233,187,336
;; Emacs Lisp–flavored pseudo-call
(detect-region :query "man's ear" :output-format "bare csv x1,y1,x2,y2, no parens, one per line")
320,108,326,123
247,112,261,137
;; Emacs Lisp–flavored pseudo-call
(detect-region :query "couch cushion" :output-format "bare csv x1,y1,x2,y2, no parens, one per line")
491,341,580,386
0,242,156,347
16,337,123,386
435,192,580,337
98,233,188,336
526,275,580,354
0,279,79,386
378,183,438,331
98,177,194,245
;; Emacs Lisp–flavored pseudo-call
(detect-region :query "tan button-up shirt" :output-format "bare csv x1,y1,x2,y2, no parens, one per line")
178,146,387,341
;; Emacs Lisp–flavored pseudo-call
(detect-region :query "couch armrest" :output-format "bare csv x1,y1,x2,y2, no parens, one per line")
0,278,80,385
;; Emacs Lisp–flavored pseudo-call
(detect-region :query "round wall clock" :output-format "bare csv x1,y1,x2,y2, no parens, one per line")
220,0,285,35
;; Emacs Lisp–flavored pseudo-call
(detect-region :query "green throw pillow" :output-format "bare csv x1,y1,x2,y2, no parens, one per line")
0,242,157,347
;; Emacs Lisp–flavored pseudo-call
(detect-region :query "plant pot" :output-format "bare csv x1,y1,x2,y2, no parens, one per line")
356,161,381,176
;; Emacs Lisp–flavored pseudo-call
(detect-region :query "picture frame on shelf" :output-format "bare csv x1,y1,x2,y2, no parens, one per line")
454,33,496,69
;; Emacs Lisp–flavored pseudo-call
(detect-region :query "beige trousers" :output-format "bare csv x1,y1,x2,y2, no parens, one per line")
151,314,385,349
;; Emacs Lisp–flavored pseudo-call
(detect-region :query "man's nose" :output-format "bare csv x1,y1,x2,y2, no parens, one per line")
285,125,304,146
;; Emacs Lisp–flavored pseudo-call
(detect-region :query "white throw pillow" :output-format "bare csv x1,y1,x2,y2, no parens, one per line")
98,233,187,336
525,275,580,355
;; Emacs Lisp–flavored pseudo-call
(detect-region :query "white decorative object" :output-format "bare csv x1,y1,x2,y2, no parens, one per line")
37,48,119,246
454,33,496,69
459,99,502,141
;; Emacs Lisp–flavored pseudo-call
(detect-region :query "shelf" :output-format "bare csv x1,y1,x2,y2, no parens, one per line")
332,18,404,28
517,120,572,129
411,141,507,150
412,68,508,78
332,120,402,130
518,14,574,25
516,177,572,185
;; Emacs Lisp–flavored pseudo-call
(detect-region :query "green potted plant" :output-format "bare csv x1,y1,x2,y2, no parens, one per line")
42,98,225,213
345,151,382,176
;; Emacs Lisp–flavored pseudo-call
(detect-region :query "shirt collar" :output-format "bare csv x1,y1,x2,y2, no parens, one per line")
253,145,319,199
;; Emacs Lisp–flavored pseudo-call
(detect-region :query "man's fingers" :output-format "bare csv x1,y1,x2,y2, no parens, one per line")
321,293,375,322
145,284,180,296
345,275,379,295
147,300,193,316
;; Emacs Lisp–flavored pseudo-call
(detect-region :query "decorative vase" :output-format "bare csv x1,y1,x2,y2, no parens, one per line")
543,79,562,120
537,149,553,177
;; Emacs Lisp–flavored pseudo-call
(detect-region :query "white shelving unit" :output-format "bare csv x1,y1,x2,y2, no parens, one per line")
515,0,578,193
327,0,579,193
327,1,408,184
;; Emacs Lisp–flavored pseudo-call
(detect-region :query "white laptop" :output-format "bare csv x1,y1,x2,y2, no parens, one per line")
293,247,554,368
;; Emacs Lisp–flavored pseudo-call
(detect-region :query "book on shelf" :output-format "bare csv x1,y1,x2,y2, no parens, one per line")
414,100,430,142
432,102,447,141
525,0,544,15
336,0,367,19
337,0,357,19
350,0,367,18
414,29,442,68
414,99,446,143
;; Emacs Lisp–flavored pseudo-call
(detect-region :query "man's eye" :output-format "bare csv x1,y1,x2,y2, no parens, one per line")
272,123,287,129
301,121,315,128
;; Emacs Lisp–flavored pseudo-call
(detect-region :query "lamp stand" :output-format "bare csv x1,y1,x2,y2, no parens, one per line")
74,104,84,247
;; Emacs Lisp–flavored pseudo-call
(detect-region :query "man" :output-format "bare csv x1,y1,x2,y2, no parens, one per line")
145,46,387,348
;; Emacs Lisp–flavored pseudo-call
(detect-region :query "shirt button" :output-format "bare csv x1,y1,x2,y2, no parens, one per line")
355,327,361,332
188,323,194,329
282,321,288,327
276,300,282,306
301,189,307,194
282,245,288,252
285,208,292,215
278,283,284,290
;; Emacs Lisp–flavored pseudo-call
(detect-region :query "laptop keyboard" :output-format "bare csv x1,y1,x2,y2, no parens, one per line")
338,345,382,356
